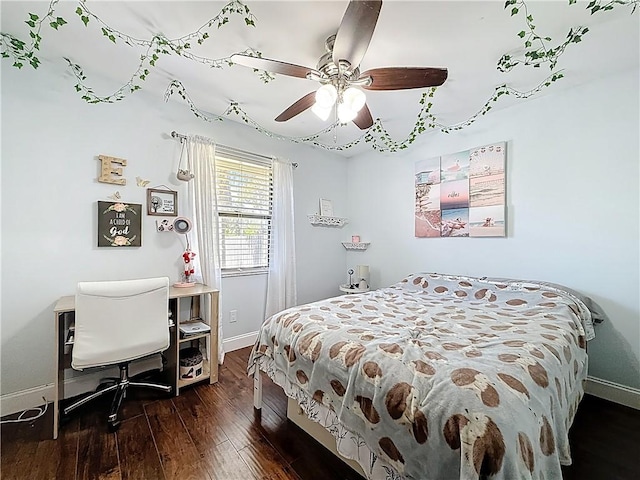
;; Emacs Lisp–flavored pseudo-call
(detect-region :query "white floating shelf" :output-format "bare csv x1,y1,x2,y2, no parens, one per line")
307,214,348,227
339,284,370,294
342,242,370,250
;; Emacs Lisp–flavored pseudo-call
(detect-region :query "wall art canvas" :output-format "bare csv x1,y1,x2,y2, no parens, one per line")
98,201,142,247
440,150,470,183
441,208,469,237
469,205,506,237
415,157,442,237
415,142,506,238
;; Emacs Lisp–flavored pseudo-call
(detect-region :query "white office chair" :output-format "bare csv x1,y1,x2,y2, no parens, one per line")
63,277,172,431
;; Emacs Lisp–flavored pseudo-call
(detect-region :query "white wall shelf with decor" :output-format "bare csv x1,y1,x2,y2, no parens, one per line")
307,214,348,227
342,242,370,250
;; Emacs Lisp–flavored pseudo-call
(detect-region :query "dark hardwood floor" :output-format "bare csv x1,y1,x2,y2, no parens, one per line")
1,347,638,479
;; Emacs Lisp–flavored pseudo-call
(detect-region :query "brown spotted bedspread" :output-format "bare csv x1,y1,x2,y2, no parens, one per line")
248,273,593,480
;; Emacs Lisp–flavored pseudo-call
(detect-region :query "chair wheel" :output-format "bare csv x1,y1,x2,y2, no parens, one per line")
59,413,73,426
107,420,121,432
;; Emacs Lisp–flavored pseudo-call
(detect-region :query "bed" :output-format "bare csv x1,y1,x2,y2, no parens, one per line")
248,273,598,479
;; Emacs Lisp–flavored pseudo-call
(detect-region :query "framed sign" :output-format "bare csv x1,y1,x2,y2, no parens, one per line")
147,188,177,216
319,198,334,216
98,201,142,247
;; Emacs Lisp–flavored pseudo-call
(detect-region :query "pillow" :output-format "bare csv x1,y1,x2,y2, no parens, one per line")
482,277,608,324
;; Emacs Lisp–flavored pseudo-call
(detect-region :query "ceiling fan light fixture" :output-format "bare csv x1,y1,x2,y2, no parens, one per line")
315,84,338,109
311,103,333,121
231,2,448,132
337,102,358,124
343,86,366,113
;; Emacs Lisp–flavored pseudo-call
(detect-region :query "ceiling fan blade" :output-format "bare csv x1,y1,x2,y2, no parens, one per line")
231,54,316,79
352,103,374,130
332,0,382,69
275,92,317,122
361,67,448,90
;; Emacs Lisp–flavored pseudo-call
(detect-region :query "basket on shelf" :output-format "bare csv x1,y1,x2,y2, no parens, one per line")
179,347,204,380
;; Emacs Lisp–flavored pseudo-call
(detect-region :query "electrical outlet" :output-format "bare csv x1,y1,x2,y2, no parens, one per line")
229,309,237,323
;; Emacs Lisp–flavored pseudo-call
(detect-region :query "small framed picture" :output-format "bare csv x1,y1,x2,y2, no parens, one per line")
319,198,334,217
147,188,177,216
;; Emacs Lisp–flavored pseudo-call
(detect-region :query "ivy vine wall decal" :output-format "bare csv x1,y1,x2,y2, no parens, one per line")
1,0,638,153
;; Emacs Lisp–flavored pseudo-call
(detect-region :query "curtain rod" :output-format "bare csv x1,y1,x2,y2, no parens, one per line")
171,131,297,168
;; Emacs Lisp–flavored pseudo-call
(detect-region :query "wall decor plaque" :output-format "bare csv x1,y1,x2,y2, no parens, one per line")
98,201,142,247
98,155,127,185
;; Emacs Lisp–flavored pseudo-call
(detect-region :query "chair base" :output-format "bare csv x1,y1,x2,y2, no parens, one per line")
63,363,172,431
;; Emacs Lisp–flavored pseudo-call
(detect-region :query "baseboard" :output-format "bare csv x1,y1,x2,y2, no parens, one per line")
223,331,259,353
2,333,259,417
6,352,636,417
585,376,640,410
0,384,52,418
1,356,161,417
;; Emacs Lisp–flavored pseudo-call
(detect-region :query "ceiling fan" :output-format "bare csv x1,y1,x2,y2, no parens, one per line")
230,0,448,130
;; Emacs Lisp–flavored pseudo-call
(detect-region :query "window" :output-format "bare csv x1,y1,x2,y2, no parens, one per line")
216,152,272,275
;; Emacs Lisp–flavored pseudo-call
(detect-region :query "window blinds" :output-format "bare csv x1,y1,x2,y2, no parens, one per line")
216,155,273,272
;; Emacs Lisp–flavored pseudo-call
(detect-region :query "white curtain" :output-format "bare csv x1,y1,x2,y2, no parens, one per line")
265,159,297,318
185,135,224,364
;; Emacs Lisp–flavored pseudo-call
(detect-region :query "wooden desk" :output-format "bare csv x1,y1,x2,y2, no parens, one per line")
53,284,219,439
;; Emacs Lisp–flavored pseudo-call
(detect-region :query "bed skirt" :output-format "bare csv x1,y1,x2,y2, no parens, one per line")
253,355,406,480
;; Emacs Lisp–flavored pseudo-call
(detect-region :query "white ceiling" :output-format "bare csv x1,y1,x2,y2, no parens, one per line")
2,1,638,156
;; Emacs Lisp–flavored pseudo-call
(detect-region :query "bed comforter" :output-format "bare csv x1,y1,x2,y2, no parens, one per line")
248,273,594,479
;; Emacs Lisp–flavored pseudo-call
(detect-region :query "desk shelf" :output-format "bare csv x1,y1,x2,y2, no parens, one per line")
168,286,219,396
179,332,210,344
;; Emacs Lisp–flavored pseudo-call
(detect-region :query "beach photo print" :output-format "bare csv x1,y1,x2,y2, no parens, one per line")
415,142,506,238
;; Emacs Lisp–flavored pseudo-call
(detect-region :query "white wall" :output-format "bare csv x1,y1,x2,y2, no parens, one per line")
345,68,640,390
3,47,637,403
0,61,348,397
